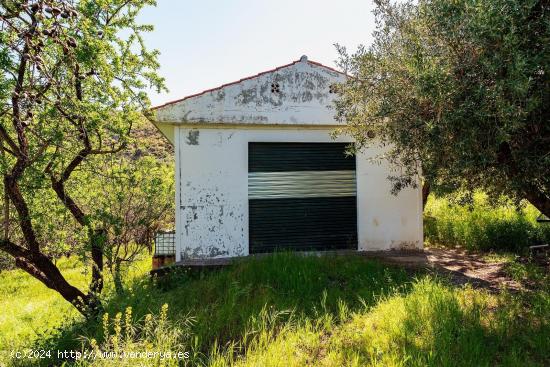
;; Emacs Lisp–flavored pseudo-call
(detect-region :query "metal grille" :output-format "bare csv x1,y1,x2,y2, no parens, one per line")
154,231,175,256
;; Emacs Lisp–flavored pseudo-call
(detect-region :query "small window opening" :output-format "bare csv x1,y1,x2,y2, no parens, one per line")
271,83,280,93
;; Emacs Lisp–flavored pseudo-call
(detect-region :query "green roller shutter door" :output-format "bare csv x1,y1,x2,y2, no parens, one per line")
248,142,357,253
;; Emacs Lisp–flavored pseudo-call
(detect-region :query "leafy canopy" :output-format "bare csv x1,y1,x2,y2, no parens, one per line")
0,0,165,313
335,0,550,215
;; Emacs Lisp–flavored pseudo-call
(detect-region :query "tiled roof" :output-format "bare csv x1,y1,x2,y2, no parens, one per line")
152,57,345,110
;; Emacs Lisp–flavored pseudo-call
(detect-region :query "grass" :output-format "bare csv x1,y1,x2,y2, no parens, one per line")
213,279,549,367
0,255,151,363
37,253,413,362
424,192,550,252
1,252,549,366
481,252,549,290
0,257,84,353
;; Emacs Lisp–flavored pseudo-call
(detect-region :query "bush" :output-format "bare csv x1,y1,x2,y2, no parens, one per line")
0,251,15,271
424,193,550,252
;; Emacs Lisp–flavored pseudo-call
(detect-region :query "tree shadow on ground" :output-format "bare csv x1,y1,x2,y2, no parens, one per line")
21,253,420,366
382,282,549,366
19,251,548,366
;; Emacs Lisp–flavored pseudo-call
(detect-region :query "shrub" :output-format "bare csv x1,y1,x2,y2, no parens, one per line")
425,193,550,252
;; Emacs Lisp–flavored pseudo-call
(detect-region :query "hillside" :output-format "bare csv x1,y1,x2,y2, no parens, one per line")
129,117,174,162
1,252,548,366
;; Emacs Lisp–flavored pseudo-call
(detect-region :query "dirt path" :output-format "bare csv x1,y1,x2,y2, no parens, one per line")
424,247,522,291
363,247,523,292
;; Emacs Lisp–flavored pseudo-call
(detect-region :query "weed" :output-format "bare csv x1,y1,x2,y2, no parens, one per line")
425,193,550,252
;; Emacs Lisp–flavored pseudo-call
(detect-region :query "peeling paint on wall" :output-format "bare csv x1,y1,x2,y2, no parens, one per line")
186,130,200,145
215,90,226,102
173,127,423,260
155,59,347,125
159,60,423,260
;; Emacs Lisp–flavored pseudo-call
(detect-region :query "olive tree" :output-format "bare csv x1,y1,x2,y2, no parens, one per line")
0,0,164,315
335,0,550,216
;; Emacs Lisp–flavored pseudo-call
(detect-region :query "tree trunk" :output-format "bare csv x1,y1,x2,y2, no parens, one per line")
21,254,92,313
523,189,550,219
3,173,104,317
0,239,94,315
497,142,550,218
4,175,40,252
422,181,431,211
113,259,124,295
89,229,105,296
3,185,8,239
1,139,8,240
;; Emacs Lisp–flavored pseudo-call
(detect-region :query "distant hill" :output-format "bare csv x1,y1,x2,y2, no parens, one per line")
129,117,174,162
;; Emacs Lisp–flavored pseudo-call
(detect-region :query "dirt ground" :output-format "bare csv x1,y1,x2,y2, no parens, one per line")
363,247,525,292
425,247,524,291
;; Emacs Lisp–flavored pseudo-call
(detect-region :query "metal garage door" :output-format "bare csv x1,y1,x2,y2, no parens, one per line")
248,142,357,253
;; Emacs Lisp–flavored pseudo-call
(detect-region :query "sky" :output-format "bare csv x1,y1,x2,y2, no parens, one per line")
138,0,377,106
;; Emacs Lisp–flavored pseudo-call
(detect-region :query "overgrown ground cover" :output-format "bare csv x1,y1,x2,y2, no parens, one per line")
1,250,549,367
425,193,550,252
0,257,150,359
1,195,549,366
0,257,83,352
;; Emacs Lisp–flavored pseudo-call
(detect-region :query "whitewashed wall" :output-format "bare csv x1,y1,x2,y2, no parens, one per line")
154,56,423,260
173,126,423,260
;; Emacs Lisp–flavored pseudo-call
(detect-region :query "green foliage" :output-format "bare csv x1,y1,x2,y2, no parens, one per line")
82,141,174,294
1,0,164,251
86,156,173,237
2,253,548,366
425,193,550,252
0,0,166,311
225,279,549,367
335,0,550,215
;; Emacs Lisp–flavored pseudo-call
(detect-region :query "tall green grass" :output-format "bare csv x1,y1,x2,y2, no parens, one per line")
4,253,413,366
0,257,83,354
0,255,152,364
72,304,193,367
37,253,411,361
212,278,549,367
3,253,549,366
424,193,550,252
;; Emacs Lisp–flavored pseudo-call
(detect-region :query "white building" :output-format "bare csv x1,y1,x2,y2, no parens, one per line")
152,56,423,263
